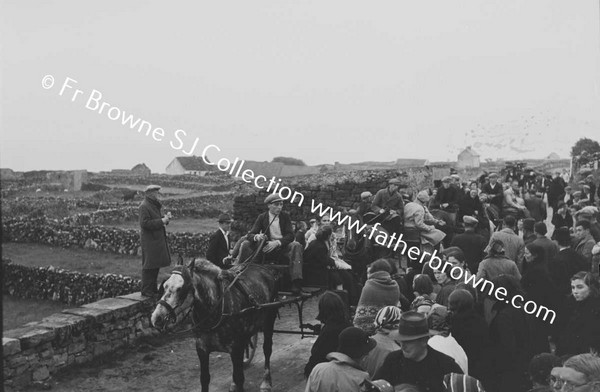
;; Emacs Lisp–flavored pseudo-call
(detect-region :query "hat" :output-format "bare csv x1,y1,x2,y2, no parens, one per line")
360,191,373,199
264,194,284,205
463,216,478,225
583,185,591,191
218,214,232,223
522,218,536,231
580,206,598,216
489,172,499,178
391,311,430,342
145,184,161,192
361,380,393,392
451,174,460,179
416,190,430,203
442,176,452,183
573,191,582,197
337,327,376,358
565,185,572,190
309,218,316,224
587,174,594,180
373,306,402,329
388,178,402,185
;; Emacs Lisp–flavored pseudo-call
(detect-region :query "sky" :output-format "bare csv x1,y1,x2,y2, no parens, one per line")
1,1,599,173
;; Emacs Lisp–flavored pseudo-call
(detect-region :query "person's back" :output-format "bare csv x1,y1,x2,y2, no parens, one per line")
306,352,369,392
477,255,521,281
489,228,524,264
451,228,487,273
525,194,547,222
531,236,559,262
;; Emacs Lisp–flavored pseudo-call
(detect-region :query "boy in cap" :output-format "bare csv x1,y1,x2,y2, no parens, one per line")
374,311,462,391
206,213,233,269
139,185,172,297
237,193,304,294
305,326,376,392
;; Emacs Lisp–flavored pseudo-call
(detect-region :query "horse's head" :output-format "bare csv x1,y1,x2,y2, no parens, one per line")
151,259,196,331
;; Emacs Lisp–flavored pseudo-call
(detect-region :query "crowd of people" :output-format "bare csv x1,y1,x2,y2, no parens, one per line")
197,168,600,392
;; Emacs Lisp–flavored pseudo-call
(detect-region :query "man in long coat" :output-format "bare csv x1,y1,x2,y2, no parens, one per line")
139,185,171,297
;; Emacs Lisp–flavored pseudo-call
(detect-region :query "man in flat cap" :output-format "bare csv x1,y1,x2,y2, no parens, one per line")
237,193,304,294
139,185,172,297
434,176,460,225
481,172,503,213
206,213,233,269
357,191,375,224
371,178,405,236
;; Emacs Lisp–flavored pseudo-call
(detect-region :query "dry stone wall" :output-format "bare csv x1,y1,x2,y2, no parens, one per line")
3,293,156,389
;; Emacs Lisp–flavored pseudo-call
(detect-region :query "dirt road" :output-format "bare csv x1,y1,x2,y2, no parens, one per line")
32,297,320,392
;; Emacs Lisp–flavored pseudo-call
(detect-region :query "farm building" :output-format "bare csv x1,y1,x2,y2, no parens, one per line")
131,163,151,176
457,146,480,168
166,156,216,176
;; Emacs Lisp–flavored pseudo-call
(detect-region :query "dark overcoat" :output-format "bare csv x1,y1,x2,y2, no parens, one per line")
139,197,171,269
206,229,230,268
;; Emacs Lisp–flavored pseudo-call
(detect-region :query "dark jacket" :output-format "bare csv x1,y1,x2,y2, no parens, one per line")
206,229,230,268
482,182,504,211
246,211,295,248
525,197,547,222
556,295,600,356
551,211,573,230
374,348,462,392
435,186,460,213
549,248,589,298
450,231,487,273
303,239,335,287
139,197,171,269
531,237,559,263
521,262,559,354
458,195,483,220
547,177,565,209
489,304,531,392
304,318,352,378
450,309,493,388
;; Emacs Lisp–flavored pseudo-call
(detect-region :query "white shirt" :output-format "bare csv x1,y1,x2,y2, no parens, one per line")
268,212,282,240
219,227,229,249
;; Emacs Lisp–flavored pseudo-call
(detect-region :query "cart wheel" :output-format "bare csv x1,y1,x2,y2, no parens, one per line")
243,333,258,368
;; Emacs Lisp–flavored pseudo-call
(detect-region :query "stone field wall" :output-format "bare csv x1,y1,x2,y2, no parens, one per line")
3,293,156,389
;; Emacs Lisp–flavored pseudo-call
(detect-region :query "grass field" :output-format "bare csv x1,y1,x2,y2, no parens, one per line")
3,295,70,331
1,243,173,281
109,217,216,233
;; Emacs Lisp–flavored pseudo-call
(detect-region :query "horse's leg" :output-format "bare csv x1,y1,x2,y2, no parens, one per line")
260,309,277,392
230,341,245,392
195,340,210,392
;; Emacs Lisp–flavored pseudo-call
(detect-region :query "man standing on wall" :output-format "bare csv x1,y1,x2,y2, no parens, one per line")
139,185,172,298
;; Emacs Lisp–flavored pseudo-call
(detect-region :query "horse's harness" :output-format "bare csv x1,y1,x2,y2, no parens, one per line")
158,262,269,334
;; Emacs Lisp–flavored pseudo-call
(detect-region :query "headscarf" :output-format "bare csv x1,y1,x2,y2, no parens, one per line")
373,306,402,330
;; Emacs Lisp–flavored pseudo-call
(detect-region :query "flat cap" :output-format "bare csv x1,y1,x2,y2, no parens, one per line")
218,213,232,223
442,176,452,182
388,178,402,185
360,191,373,199
264,193,284,204
463,215,478,225
580,206,598,216
451,174,460,179
573,191,582,197
488,172,499,178
145,184,161,192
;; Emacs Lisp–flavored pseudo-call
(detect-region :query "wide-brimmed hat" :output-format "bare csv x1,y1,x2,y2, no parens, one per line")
145,184,161,192
218,214,232,223
264,194,284,205
337,327,376,358
390,311,430,342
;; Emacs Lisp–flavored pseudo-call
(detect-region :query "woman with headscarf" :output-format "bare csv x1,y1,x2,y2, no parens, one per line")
411,273,436,314
360,306,402,377
555,271,600,356
353,259,400,334
304,291,352,378
427,306,468,375
404,190,446,247
522,242,559,355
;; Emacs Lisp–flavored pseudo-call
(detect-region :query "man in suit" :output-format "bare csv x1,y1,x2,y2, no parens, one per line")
531,222,559,261
236,193,304,294
206,213,233,269
549,227,589,297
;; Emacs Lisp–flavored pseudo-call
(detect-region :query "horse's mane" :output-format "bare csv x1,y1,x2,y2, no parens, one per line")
189,258,221,274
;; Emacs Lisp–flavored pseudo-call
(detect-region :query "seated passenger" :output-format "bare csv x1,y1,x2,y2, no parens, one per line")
236,193,304,294
371,178,405,236
403,190,446,247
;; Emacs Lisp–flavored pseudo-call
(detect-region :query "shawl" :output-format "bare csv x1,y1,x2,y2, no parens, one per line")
353,271,399,334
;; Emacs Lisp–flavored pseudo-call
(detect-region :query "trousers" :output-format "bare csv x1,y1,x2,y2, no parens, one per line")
236,240,303,281
141,268,159,296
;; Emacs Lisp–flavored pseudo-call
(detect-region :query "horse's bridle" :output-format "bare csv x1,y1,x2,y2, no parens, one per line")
157,270,194,325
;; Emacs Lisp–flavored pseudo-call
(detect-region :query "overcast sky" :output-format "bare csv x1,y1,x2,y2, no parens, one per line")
1,1,599,173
